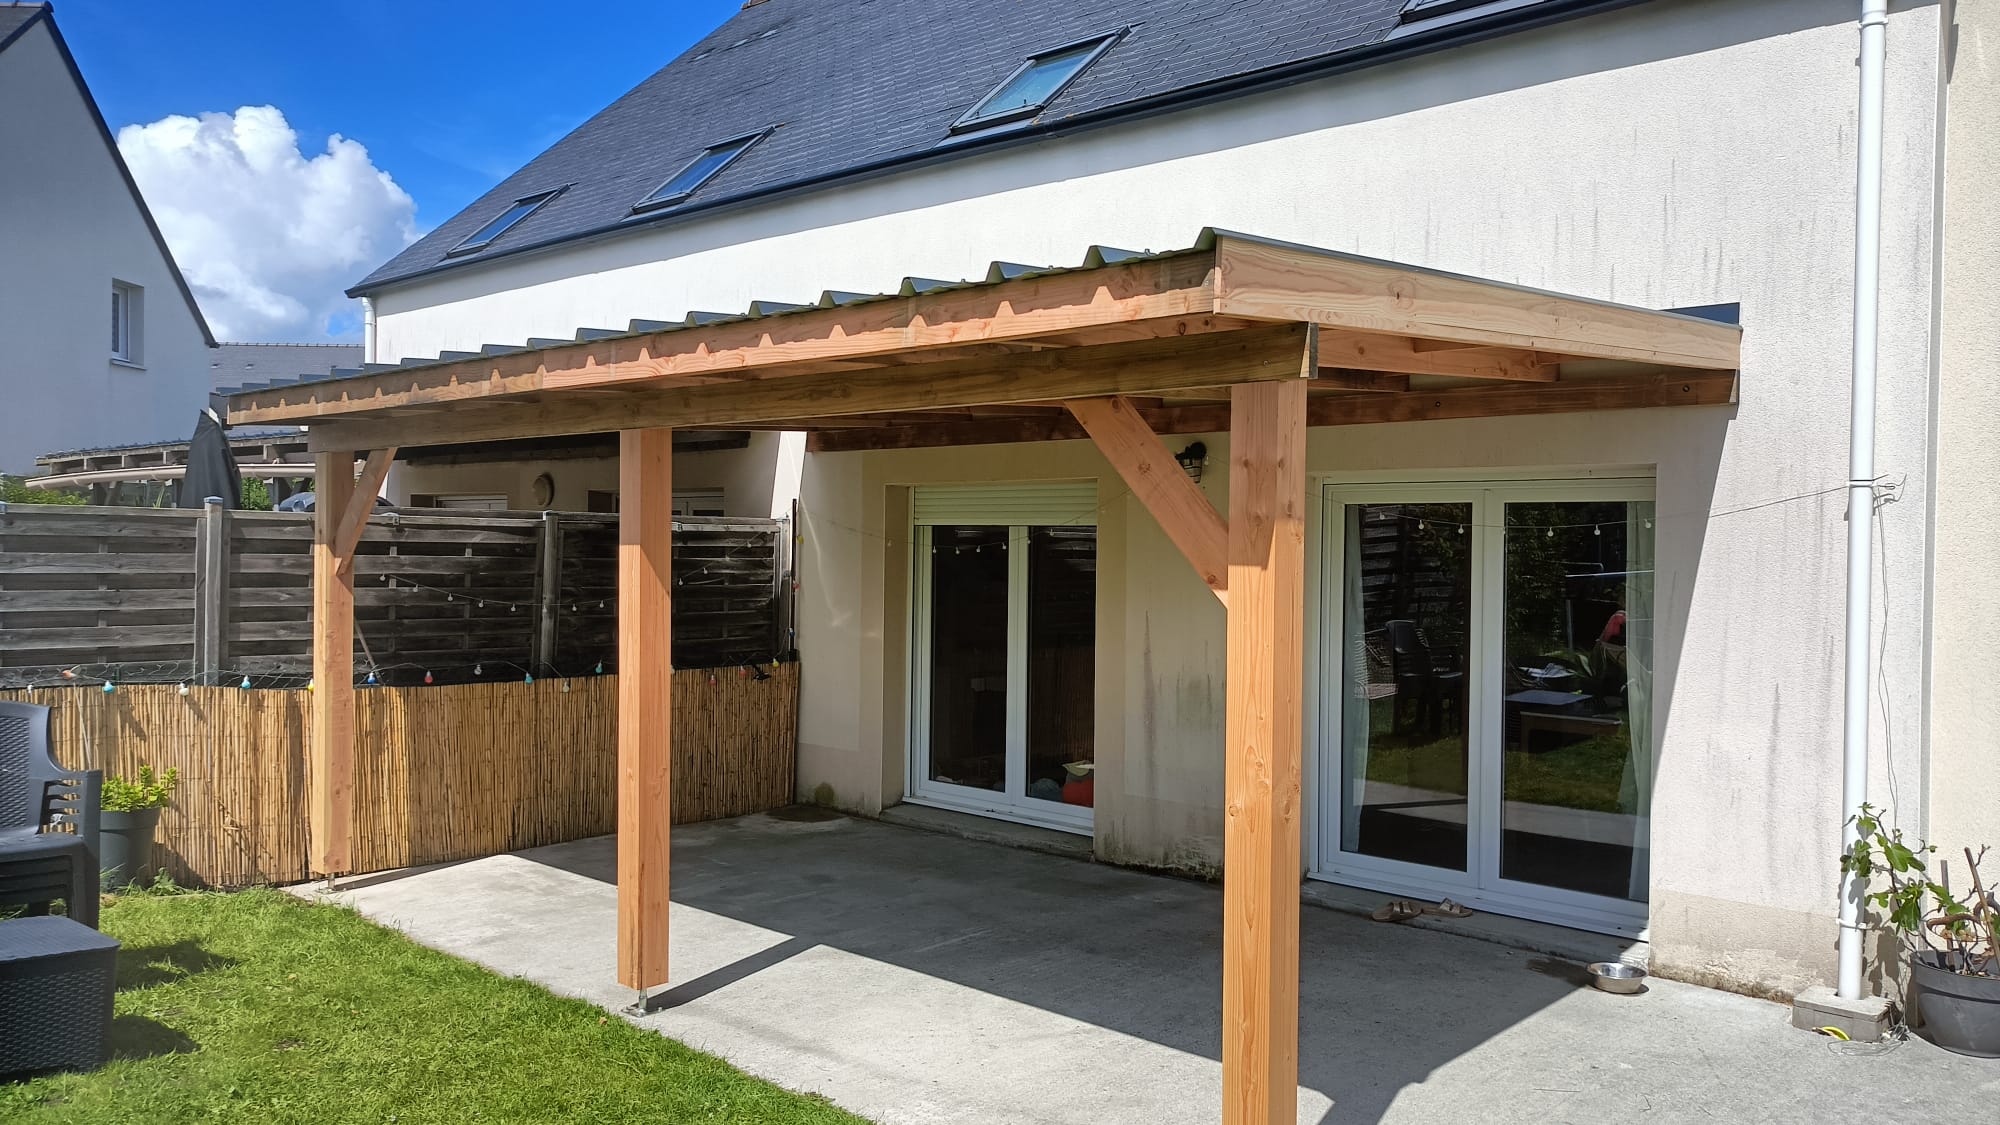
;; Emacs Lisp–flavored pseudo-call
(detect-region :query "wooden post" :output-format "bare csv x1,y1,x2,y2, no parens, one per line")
536,510,563,676
617,428,673,990
194,497,229,685
310,450,357,877
1220,379,1307,1125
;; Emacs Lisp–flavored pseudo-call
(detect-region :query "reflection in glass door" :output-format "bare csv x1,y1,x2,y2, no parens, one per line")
912,515,1096,832
1322,483,1655,933
1337,503,1473,873
1496,500,1654,904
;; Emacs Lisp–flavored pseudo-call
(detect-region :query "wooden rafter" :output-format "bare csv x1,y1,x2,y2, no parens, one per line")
304,324,1317,452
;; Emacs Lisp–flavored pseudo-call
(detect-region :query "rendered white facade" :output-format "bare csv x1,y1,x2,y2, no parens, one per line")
361,0,1994,997
0,15,213,475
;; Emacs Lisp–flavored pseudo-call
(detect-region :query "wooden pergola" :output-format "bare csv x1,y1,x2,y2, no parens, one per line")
230,230,1738,1125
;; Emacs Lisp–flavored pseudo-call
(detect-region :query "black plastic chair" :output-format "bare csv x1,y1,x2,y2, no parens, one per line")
0,702,102,930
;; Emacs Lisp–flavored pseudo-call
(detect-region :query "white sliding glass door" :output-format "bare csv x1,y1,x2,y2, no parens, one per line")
909,485,1096,833
1318,479,1655,934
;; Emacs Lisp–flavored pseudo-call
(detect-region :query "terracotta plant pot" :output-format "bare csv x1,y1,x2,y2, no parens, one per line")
1910,950,2000,1057
99,806,163,889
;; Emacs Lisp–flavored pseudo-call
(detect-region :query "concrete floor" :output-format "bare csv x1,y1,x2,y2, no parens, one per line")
298,811,1998,1124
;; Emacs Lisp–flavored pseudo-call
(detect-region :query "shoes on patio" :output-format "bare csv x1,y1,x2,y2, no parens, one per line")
1371,900,1423,923
1423,898,1475,919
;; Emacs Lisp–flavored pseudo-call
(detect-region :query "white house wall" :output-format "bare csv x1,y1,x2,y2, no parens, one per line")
0,20,212,475
370,0,1947,997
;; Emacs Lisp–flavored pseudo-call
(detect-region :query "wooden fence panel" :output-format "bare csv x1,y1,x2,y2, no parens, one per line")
0,506,788,684
0,663,796,887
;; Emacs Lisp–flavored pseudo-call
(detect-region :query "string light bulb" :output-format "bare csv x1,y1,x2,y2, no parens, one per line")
101,680,115,694
524,673,534,684
594,661,604,675
423,670,434,684
365,670,378,686
240,675,253,689
473,663,483,676
178,682,189,697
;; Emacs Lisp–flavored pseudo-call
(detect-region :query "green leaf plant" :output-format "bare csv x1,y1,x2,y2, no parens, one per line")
102,764,180,812
1840,804,1998,978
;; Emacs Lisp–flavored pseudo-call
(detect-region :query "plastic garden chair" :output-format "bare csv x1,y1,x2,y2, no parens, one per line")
0,702,102,929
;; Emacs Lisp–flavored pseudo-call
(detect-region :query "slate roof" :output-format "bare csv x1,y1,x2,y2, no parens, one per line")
211,342,362,394
351,0,1637,295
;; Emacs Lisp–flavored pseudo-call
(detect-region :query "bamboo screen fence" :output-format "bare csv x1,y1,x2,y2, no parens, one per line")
0,665,798,887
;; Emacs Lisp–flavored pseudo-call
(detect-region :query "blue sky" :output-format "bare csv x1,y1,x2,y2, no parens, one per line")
60,0,741,230
51,0,742,341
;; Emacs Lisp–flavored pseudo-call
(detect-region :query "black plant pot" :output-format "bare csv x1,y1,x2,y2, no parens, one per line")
1910,950,2000,1057
100,807,163,889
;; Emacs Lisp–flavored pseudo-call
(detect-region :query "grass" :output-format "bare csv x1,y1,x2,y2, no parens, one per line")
4,889,868,1125
1359,710,1636,813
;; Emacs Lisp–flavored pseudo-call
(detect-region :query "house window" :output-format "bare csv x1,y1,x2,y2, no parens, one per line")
448,188,566,256
111,281,142,365
953,33,1123,132
907,483,1099,834
632,134,765,213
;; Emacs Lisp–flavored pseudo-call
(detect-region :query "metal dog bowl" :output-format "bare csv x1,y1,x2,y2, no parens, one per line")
1586,961,1649,994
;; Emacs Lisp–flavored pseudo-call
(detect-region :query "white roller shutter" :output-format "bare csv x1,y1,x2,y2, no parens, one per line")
911,482,1098,526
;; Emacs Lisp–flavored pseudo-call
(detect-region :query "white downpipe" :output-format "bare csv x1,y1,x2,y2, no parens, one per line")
1838,0,1889,1003
361,296,378,364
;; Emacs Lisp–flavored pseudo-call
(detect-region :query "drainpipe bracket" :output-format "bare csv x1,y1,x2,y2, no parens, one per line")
1790,985,1894,1042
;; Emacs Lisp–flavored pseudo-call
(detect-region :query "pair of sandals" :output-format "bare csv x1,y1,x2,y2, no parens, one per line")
1371,898,1473,923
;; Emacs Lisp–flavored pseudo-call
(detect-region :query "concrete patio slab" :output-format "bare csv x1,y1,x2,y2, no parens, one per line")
295,811,1998,1124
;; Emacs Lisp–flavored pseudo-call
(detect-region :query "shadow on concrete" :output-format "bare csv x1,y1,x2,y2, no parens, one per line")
526,815,1603,1124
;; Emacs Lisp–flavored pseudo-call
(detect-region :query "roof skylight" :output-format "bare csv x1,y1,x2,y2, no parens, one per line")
954,33,1122,132
633,133,765,212
448,188,565,256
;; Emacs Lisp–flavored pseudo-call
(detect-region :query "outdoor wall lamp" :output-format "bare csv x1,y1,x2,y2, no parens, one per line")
1175,441,1208,483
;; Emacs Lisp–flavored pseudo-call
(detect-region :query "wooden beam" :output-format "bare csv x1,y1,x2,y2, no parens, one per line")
617,427,673,991
805,370,1735,451
1315,331,1554,381
306,323,1315,452
1211,232,1741,369
1220,379,1307,1125
332,448,397,574
1066,396,1228,604
229,253,1217,425
1314,370,1409,393
309,449,356,877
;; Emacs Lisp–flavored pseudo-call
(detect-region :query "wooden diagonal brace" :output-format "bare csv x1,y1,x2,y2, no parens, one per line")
333,448,397,575
1066,395,1228,605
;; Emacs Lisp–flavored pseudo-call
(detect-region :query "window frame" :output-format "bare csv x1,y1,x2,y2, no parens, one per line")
447,187,568,257
950,31,1125,134
110,280,142,366
630,131,769,214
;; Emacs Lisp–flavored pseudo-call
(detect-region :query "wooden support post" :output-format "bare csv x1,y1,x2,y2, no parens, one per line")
1220,379,1307,1125
536,510,563,676
1065,395,1228,605
310,450,357,877
194,497,229,686
617,428,674,990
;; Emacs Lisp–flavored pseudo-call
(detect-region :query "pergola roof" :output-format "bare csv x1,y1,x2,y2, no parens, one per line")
228,230,1739,454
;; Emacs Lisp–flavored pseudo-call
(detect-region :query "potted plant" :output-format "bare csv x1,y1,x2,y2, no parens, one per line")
100,765,179,889
1840,804,1999,1056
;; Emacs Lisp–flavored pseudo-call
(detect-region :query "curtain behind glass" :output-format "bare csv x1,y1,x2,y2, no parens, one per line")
1620,502,1656,901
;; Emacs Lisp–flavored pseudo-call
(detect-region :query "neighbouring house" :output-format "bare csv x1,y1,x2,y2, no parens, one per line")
230,0,1995,1038
0,2,216,476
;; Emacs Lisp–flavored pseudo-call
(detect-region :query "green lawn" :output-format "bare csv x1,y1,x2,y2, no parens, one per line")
4,890,867,1125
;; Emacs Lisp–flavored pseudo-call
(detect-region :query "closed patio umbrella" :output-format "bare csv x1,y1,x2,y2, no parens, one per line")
178,409,241,509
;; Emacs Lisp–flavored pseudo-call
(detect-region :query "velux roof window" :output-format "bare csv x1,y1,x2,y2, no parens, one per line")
633,132,765,213
953,32,1123,133
449,187,566,256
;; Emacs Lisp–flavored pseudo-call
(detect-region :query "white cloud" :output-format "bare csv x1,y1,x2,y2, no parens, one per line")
117,105,419,342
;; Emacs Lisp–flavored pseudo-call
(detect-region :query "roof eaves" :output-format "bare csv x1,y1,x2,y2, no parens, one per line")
31,8,218,347
346,0,1652,300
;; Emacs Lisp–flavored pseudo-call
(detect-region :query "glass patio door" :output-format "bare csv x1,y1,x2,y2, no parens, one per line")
1320,481,1655,934
909,486,1096,833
